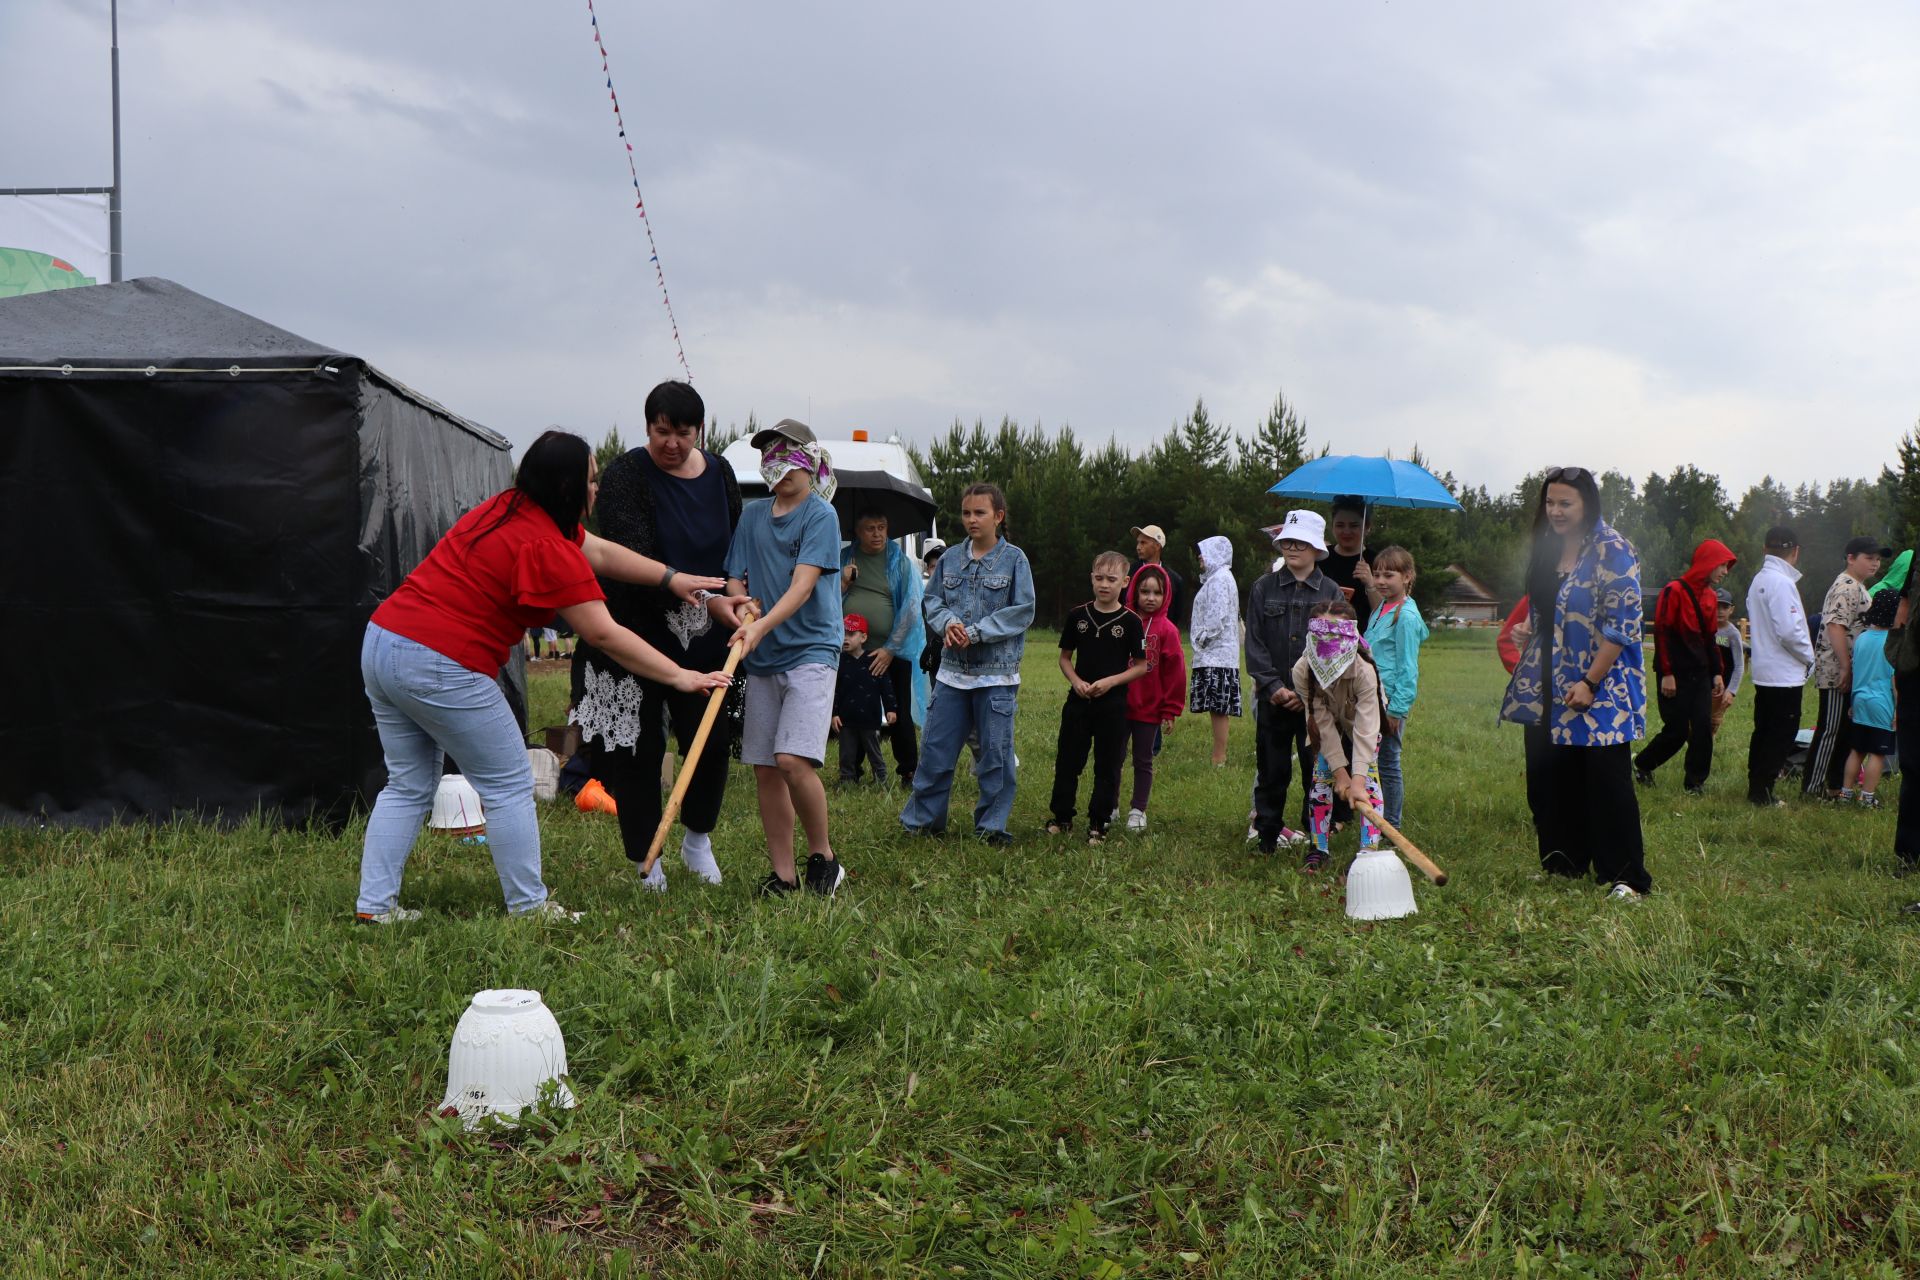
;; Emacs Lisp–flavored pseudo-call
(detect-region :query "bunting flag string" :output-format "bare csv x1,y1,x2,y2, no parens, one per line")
587,0,692,381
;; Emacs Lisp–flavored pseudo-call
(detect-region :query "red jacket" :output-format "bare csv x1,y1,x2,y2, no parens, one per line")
1654,539,1736,677
1497,597,1530,674
1126,564,1187,724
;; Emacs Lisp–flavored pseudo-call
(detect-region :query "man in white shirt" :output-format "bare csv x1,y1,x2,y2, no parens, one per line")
1745,526,1816,806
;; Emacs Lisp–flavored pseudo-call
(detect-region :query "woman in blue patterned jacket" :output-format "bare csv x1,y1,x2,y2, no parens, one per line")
1500,467,1652,899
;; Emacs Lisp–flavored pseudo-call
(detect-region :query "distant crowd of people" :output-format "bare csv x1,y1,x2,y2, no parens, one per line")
344,382,1919,922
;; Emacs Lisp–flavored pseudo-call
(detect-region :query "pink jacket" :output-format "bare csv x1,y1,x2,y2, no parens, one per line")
1126,564,1187,724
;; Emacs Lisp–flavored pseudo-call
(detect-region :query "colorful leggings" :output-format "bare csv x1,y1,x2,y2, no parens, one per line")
1309,755,1382,854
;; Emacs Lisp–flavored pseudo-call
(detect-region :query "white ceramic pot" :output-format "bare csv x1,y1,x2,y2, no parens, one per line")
430,774,485,834
440,989,576,1128
1345,846,1418,920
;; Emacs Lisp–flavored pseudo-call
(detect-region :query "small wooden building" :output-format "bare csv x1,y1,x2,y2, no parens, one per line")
1440,564,1503,624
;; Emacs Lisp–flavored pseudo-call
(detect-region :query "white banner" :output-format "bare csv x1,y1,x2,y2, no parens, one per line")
0,192,111,297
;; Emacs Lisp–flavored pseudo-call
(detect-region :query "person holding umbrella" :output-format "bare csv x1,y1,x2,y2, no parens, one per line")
839,509,927,784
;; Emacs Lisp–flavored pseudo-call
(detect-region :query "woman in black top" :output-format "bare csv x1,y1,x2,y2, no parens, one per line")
571,382,748,890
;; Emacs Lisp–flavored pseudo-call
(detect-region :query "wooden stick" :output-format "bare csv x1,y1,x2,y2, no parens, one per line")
640,600,758,875
1352,801,1448,886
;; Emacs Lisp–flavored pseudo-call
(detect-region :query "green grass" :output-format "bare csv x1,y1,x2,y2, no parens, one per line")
5,631,1920,1278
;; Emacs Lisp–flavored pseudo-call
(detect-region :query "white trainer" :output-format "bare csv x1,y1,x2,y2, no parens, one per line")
680,844,723,885
1607,883,1643,902
1126,808,1147,832
355,906,421,925
640,861,668,893
515,899,583,923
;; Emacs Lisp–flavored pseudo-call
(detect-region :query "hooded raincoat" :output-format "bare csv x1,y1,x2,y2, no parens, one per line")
1125,564,1187,726
1189,536,1241,671
1652,539,1736,679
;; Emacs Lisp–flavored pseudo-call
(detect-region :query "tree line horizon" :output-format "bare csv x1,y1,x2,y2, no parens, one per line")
593,395,1920,628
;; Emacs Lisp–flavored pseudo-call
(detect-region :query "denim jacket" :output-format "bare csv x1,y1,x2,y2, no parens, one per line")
1243,565,1343,702
922,537,1036,680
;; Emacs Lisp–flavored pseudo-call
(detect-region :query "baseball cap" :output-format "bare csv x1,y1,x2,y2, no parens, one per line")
750,418,817,450
1131,524,1167,548
920,539,946,561
1763,526,1799,551
1844,535,1893,558
842,613,869,634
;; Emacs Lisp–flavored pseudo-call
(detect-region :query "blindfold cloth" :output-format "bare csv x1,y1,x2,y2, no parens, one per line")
759,441,837,502
1306,616,1366,688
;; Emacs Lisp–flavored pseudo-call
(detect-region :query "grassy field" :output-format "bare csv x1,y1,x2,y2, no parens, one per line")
5,630,1920,1278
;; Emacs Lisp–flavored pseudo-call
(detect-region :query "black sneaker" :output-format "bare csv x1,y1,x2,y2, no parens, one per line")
1634,769,1654,787
804,853,845,896
1892,861,1919,879
757,873,799,898
1684,785,1705,798
975,828,1013,848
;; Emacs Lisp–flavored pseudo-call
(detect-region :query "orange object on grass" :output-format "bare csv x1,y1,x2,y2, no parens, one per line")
576,778,618,815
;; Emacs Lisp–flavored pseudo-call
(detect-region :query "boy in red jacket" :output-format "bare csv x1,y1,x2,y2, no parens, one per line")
1124,564,1187,831
1634,538,1737,794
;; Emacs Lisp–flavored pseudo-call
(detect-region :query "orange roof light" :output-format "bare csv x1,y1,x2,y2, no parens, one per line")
852,429,869,442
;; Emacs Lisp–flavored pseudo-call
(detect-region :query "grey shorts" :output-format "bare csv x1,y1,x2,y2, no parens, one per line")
740,663,837,767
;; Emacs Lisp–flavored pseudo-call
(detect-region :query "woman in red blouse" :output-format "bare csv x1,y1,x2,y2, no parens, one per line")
356,430,734,923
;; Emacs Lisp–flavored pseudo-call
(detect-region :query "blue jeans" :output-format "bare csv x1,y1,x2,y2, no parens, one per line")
900,681,1019,834
1377,722,1405,828
357,624,547,915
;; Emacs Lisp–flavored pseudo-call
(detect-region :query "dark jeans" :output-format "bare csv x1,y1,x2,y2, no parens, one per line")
587,679,732,863
1746,684,1803,804
1252,699,1314,841
839,726,887,782
1634,671,1716,789
1128,720,1159,812
1523,724,1651,892
1049,692,1128,831
1896,671,1920,866
884,658,919,779
1803,688,1852,796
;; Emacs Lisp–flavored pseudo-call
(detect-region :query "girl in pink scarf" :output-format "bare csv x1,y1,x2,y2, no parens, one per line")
1288,600,1388,871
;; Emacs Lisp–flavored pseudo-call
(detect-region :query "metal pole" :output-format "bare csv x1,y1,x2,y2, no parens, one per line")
109,0,122,281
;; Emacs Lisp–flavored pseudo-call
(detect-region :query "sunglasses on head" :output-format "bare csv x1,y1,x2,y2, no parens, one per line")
1544,466,1591,485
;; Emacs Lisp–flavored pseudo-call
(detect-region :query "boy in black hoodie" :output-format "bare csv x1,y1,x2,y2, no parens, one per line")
834,614,899,783
1243,511,1342,852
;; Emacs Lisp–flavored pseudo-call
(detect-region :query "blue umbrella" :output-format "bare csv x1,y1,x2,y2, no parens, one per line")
1268,455,1461,511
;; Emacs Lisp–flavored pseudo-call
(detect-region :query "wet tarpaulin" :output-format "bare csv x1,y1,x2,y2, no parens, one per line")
0,278,517,827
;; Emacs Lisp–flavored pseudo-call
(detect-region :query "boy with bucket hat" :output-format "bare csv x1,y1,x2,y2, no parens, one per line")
1243,510,1343,854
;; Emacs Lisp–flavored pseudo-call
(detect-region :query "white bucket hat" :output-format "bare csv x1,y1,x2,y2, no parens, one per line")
1270,509,1329,559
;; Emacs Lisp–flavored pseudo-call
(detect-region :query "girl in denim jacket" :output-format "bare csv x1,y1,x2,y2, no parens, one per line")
900,484,1036,843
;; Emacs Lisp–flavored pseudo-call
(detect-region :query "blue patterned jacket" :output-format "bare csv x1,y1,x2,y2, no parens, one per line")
1499,519,1646,747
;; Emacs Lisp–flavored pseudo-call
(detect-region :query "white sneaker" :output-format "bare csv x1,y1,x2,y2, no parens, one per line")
1607,883,1643,902
355,906,421,925
1126,808,1147,832
639,862,667,893
515,898,583,922
680,843,723,885
1245,825,1260,844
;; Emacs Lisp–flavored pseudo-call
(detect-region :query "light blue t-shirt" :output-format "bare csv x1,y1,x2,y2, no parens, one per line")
1851,628,1895,731
725,494,844,676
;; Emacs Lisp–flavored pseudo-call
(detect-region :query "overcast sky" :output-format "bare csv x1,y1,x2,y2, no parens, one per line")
7,1,1918,494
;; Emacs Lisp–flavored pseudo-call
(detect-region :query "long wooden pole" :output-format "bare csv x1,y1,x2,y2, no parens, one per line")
1352,801,1448,886
640,601,757,875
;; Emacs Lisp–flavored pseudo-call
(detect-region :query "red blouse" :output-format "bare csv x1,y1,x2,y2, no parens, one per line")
372,492,604,673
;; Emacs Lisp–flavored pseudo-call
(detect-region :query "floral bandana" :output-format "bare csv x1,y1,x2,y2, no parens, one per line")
1306,616,1366,688
759,441,836,502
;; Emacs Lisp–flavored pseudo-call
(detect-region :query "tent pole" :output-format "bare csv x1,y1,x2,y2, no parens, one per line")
109,0,123,282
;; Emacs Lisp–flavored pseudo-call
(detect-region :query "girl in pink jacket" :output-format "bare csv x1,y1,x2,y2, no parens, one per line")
1124,564,1187,831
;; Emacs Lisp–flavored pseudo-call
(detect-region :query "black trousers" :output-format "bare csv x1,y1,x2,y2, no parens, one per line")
884,658,919,780
1634,671,1716,790
1746,684,1804,804
839,727,887,782
587,678,732,863
1803,688,1852,796
1896,671,1920,866
1523,724,1651,891
1252,699,1315,841
1049,693,1128,830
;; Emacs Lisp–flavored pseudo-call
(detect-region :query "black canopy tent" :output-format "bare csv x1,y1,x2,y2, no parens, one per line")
0,277,517,827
